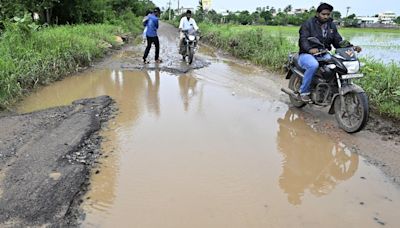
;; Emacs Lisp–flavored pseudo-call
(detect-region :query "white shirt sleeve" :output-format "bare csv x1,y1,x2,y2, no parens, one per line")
179,17,184,29
191,19,199,31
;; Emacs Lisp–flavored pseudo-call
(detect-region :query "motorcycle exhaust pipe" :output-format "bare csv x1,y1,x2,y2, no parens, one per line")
281,88,297,97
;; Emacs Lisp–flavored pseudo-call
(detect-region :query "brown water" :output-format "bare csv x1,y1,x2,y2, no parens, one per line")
16,29,400,227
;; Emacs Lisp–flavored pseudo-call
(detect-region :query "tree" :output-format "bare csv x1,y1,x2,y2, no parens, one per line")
344,13,358,27
225,11,238,24
206,10,222,24
161,7,175,21
395,16,400,25
194,0,205,22
283,5,292,13
272,12,288,25
0,0,156,25
260,10,273,24
251,11,260,24
332,11,341,20
238,10,252,25
347,13,356,19
0,1,25,21
270,7,276,15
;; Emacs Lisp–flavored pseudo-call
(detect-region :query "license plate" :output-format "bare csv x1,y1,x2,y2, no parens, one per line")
341,73,364,79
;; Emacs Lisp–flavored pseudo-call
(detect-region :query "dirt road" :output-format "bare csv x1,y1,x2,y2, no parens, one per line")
1,22,400,227
0,96,115,226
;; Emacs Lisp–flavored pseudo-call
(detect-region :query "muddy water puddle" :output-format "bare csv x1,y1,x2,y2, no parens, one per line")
17,62,400,227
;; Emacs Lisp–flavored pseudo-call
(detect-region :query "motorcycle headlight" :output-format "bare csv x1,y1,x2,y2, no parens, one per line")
343,61,360,74
188,35,196,41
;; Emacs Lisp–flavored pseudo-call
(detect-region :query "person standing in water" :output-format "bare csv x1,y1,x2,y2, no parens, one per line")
143,7,163,64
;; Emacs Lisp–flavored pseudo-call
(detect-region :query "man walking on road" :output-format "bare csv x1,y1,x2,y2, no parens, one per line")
143,7,162,64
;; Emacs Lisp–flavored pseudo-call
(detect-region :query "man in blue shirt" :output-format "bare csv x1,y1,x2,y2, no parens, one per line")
143,7,162,64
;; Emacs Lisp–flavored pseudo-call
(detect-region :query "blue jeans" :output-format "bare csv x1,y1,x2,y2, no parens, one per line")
298,53,331,95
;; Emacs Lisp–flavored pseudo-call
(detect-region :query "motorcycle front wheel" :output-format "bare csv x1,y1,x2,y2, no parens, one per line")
334,92,369,133
188,47,194,64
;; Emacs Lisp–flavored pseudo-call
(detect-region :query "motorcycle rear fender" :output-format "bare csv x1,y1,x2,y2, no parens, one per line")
285,70,292,79
286,67,304,79
328,84,365,114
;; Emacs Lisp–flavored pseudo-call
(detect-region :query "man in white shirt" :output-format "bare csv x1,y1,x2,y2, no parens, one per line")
179,10,199,55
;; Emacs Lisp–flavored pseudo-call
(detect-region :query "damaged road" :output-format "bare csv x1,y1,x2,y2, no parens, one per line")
0,96,115,227
2,22,400,227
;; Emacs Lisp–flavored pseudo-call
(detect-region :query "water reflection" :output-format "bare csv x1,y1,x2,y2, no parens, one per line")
277,111,359,205
178,74,198,112
145,71,161,116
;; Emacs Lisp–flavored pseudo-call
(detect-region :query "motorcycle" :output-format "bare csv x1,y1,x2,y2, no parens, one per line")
281,37,369,133
181,28,198,64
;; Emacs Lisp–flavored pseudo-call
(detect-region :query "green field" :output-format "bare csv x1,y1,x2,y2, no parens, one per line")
199,23,400,119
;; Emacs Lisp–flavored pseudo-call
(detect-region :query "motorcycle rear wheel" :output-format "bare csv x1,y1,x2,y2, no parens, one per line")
288,73,306,108
334,92,369,133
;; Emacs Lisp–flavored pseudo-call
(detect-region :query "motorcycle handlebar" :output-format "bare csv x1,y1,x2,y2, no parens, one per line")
313,49,328,56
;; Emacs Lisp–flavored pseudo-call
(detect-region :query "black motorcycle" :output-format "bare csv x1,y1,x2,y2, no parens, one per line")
181,28,198,64
281,37,369,133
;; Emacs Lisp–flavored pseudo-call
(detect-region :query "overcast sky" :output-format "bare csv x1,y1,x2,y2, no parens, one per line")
153,0,400,16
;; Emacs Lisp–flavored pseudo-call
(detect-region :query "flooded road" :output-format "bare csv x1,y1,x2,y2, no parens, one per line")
17,23,400,227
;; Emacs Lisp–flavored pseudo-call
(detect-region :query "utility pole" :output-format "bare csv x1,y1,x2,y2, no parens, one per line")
346,6,350,17
168,0,172,20
178,0,180,14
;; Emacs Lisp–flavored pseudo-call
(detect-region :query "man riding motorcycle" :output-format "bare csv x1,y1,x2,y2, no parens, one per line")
179,10,199,56
298,3,361,102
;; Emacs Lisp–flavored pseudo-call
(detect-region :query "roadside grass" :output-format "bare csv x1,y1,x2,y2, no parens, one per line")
199,23,297,71
0,14,142,109
199,23,400,119
359,60,400,118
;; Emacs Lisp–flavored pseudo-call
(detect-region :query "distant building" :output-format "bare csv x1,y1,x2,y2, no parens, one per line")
378,11,396,24
218,10,229,17
286,8,307,15
356,16,379,24
294,8,308,14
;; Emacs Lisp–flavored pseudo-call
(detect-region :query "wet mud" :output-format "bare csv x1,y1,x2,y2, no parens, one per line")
0,96,115,227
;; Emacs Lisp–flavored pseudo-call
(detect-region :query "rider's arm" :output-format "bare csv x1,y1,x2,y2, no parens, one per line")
155,17,159,29
143,18,148,27
331,23,343,49
299,23,313,53
191,19,199,31
179,17,184,32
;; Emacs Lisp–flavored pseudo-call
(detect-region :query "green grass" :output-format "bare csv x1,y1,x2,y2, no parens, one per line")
199,23,400,119
0,14,142,108
199,23,297,71
359,60,400,118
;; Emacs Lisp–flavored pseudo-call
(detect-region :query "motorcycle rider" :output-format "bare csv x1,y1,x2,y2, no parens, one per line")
298,3,361,102
179,10,199,56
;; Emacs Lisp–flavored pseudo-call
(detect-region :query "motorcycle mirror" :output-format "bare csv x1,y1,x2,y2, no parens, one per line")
339,40,352,48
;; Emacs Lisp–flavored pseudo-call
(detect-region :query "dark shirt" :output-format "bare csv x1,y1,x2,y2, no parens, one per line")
299,17,343,54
